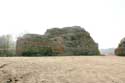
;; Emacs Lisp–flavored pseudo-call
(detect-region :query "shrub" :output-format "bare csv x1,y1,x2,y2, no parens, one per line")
0,49,16,57
22,46,53,56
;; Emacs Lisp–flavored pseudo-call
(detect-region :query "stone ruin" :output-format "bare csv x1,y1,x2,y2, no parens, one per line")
115,37,125,56
16,26,100,56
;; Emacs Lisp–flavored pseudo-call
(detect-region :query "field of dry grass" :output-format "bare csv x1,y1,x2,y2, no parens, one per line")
0,56,125,83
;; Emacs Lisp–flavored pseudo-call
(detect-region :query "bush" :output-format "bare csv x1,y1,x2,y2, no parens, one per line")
22,46,53,56
0,49,16,57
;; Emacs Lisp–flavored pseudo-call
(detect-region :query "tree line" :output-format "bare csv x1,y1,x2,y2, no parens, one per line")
0,35,16,56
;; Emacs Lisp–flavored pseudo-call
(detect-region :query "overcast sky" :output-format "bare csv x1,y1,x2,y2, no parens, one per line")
0,0,125,49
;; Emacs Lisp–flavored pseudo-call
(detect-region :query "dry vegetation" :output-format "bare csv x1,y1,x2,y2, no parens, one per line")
0,56,125,83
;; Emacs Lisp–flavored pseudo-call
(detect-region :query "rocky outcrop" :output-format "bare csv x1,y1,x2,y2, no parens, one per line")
115,37,125,56
16,26,100,56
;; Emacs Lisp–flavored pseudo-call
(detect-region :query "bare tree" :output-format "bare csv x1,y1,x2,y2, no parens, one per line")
0,35,15,56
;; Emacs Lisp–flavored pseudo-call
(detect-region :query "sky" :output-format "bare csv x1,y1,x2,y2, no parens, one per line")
0,0,125,49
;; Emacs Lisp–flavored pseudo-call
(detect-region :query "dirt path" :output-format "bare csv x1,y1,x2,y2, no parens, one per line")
0,56,125,83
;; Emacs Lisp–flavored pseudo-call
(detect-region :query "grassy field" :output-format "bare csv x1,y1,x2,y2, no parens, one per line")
0,56,125,83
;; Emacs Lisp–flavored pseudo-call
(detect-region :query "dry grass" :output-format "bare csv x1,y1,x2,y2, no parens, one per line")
0,56,125,83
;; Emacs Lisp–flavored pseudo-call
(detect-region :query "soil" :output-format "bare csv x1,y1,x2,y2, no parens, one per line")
0,56,125,83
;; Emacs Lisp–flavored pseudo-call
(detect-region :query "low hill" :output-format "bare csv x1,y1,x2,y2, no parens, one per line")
16,26,100,56
100,48,115,55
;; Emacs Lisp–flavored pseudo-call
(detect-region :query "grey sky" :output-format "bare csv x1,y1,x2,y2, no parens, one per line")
0,0,125,49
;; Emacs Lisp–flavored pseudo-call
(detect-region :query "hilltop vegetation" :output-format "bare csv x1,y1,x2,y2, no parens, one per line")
16,26,100,56
1,26,125,56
